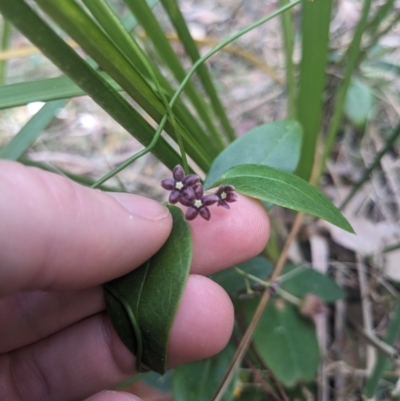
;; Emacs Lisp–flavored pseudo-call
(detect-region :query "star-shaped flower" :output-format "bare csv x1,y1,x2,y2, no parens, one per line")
161,165,199,204
183,183,219,221
215,185,237,209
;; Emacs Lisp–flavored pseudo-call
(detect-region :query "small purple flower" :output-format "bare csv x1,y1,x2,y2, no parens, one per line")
161,165,199,204
215,185,237,209
185,183,219,221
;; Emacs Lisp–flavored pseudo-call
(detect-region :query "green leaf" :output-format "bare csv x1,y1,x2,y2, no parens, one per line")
204,120,303,189
0,99,68,160
242,297,320,387
211,257,273,297
280,265,345,303
344,78,374,129
104,205,192,374
172,343,237,401
215,164,354,233
0,74,121,110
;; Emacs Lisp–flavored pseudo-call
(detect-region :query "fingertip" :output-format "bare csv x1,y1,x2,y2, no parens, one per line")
167,275,234,368
190,194,270,275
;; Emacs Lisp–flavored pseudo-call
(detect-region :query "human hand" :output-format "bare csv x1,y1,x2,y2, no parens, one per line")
0,161,270,401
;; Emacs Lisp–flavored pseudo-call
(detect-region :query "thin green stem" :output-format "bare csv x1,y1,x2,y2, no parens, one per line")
364,12,400,57
91,113,169,188
234,267,301,306
160,0,236,143
92,0,302,187
279,0,296,119
320,0,372,178
366,0,396,38
384,242,400,254
340,121,400,210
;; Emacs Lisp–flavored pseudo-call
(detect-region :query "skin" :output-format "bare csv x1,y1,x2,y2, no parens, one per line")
0,160,270,401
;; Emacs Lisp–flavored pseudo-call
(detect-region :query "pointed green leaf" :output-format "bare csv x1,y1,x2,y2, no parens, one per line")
280,265,345,303
215,164,354,233
204,120,302,189
243,297,320,387
172,343,237,401
104,205,192,374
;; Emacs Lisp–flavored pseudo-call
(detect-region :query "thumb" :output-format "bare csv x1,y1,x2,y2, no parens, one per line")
0,161,172,296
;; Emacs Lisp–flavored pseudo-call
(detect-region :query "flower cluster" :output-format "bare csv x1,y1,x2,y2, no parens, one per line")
161,165,237,221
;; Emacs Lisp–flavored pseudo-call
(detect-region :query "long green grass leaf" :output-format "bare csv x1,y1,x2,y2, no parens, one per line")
33,0,213,169
0,99,68,160
82,0,213,156
160,0,236,142
294,0,333,180
0,74,121,109
321,0,372,174
123,0,225,150
0,0,182,170
0,17,11,84
279,0,296,119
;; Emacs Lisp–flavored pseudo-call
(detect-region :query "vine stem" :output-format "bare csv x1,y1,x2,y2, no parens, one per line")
212,212,305,401
91,0,302,188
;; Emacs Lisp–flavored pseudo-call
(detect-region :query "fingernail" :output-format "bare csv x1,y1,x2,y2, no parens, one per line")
108,193,170,221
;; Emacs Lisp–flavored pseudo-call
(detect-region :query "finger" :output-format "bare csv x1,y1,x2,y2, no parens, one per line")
84,391,142,401
189,194,270,275
1,275,233,401
0,195,268,352
0,161,172,296
0,288,103,353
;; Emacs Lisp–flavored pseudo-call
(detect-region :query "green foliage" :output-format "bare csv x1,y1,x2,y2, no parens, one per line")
242,297,320,387
104,205,192,374
213,164,354,233
173,343,237,401
280,265,345,303
344,78,374,129
211,257,273,298
204,120,302,189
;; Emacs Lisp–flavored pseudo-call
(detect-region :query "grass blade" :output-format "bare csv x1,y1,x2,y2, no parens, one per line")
365,301,400,397
160,0,236,142
83,0,212,153
279,0,296,119
321,0,373,175
0,74,121,109
123,0,225,150
340,121,400,210
294,0,333,180
0,17,11,84
33,0,213,169
0,0,182,170
0,99,68,160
